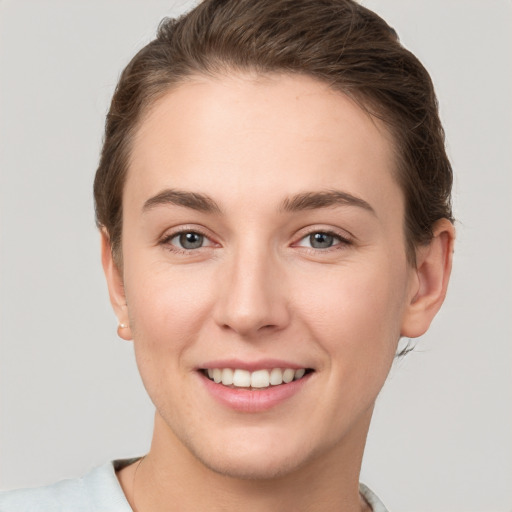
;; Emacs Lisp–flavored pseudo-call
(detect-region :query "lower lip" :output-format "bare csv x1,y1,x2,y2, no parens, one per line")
199,372,312,412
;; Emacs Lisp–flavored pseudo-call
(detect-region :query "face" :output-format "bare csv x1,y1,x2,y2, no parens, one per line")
109,73,421,479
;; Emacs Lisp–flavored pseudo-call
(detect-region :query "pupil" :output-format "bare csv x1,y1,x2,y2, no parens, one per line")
180,232,203,249
310,233,334,248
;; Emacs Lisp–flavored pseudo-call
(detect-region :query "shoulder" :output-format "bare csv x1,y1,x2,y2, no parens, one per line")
0,461,133,512
359,483,389,512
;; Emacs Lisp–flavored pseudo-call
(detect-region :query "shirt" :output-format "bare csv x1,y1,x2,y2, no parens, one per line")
0,459,389,511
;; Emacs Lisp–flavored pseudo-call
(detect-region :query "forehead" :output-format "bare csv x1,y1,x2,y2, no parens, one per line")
126,73,401,219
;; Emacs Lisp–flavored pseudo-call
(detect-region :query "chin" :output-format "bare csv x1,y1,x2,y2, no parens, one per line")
192,445,310,481
178,425,323,481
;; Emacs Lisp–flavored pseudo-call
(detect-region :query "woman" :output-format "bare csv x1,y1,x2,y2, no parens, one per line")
0,0,454,510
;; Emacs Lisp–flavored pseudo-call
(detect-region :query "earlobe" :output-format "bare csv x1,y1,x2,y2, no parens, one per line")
401,218,455,338
100,230,133,341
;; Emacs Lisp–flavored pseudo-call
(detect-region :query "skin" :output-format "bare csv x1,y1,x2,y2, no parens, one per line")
102,73,454,512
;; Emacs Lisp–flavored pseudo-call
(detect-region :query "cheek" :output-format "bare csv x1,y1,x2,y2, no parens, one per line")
283,258,412,446
124,265,218,417
294,257,409,367
124,263,216,369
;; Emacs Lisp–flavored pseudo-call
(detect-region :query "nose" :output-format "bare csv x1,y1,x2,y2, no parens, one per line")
213,246,290,338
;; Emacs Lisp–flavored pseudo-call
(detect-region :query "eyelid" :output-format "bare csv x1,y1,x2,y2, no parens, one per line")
292,226,354,247
158,224,354,252
159,225,219,250
170,232,216,248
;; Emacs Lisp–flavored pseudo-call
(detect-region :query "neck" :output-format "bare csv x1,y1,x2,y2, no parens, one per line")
119,411,373,512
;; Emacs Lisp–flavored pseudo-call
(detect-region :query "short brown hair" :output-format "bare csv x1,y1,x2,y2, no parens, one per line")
94,0,453,264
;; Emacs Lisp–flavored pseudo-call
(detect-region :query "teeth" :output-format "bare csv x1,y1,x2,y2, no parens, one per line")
294,368,306,379
221,368,234,385
269,368,283,385
232,369,251,387
282,368,295,383
213,368,222,383
205,367,308,388
251,369,270,388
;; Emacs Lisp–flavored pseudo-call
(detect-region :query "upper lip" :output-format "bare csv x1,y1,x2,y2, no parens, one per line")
198,359,311,372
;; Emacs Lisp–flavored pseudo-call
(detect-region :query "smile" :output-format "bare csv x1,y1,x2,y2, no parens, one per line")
203,368,311,389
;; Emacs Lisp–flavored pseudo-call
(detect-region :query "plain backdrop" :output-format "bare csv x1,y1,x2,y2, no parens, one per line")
0,1,511,510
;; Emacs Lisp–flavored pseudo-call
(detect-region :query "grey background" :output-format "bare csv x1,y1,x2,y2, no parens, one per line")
0,1,511,510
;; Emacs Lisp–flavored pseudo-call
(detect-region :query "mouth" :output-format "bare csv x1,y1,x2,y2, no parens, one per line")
201,367,314,389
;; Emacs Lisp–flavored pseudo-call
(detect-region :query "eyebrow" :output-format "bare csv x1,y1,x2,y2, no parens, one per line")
143,189,222,214
280,190,375,215
142,188,375,216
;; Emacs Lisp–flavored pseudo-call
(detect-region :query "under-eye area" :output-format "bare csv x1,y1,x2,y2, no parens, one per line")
201,368,315,389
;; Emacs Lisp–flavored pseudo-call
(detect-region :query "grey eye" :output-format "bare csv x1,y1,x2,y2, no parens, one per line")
176,232,204,249
309,233,335,249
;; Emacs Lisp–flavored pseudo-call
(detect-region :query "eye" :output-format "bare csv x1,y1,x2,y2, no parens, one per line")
296,231,350,250
308,232,335,249
167,231,212,250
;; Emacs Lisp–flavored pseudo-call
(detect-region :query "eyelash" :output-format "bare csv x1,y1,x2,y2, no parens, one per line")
159,228,353,254
159,227,215,255
294,230,353,252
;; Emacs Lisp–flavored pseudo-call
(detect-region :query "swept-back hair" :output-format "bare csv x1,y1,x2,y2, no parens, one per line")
94,0,453,265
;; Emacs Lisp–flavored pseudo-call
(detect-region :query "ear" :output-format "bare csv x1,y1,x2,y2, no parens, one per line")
401,218,455,338
100,229,133,340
